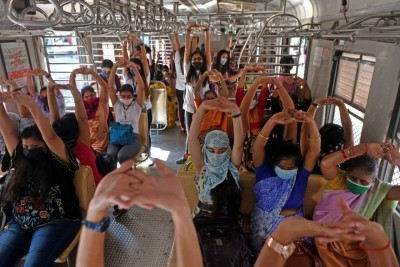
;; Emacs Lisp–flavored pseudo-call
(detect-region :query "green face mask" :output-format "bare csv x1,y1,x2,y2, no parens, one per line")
346,177,371,195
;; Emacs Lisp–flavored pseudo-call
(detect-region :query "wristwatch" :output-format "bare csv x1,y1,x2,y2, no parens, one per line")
266,236,296,259
82,216,111,233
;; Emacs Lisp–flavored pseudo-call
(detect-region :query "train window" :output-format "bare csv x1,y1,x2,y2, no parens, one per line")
334,53,375,111
332,103,364,145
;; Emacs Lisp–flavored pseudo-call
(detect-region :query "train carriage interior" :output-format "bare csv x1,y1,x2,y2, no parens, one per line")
1,0,400,266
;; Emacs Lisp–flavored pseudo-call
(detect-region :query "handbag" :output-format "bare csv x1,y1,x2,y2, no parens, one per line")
284,239,325,267
0,171,11,233
242,131,256,172
316,239,369,267
95,151,117,176
109,122,133,146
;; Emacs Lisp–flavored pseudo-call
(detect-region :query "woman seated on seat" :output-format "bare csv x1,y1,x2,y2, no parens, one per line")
255,199,399,267
313,142,400,266
107,60,144,164
49,81,104,185
71,67,110,153
189,97,251,266
0,91,80,267
250,110,320,255
307,96,354,174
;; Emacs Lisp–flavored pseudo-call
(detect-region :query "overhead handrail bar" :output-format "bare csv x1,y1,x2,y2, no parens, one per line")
6,0,62,28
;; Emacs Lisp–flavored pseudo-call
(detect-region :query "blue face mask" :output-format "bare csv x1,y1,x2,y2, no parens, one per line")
220,58,228,65
274,166,298,180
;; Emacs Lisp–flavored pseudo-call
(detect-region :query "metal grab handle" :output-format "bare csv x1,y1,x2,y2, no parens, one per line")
58,0,95,27
6,0,62,28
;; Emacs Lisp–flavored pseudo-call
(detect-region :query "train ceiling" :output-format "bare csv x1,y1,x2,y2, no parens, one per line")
0,0,399,42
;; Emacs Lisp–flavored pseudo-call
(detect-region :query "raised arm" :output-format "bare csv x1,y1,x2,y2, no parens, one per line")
173,33,181,51
89,68,109,104
188,99,220,174
252,111,296,167
47,82,60,124
193,70,210,101
11,91,71,164
61,82,90,147
299,112,321,172
108,61,125,106
320,143,384,180
122,38,130,75
239,75,269,133
126,61,144,108
335,97,354,148
184,24,196,65
218,97,243,167
202,24,212,70
26,72,37,96
0,92,18,154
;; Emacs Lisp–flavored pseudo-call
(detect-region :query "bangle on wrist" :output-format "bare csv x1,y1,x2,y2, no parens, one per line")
308,135,321,141
45,74,51,79
258,132,269,141
231,112,241,119
341,149,350,161
311,102,319,108
360,239,391,252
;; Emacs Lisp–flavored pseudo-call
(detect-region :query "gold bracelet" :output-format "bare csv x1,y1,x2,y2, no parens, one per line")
308,135,321,140
258,132,269,141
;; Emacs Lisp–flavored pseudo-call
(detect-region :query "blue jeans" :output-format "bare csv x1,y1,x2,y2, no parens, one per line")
0,218,80,267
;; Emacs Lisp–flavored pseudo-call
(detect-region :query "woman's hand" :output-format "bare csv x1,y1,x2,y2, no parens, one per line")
218,97,239,114
124,35,142,43
201,98,221,111
365,143,385,159
10,90,35,107
271,111,296,125
29,68,49,77
0,92,12,103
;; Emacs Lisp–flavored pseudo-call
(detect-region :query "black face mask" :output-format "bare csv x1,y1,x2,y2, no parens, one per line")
192,62,203,70
23,147,48,161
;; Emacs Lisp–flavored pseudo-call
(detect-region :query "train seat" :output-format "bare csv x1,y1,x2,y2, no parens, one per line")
176,167,327,219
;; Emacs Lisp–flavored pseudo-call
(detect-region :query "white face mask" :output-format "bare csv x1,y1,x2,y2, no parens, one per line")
120,98,133,106
250,99,258,110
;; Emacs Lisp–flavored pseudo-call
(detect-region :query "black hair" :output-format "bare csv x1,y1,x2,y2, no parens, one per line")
81,85,95,96
120,84,134,95
4,125,50,202
280,55,295,73
101,59,113,69
161,65,169,72
213,49,231,75
129,58,150,98
204,90,217,99
270,140,302,167
52,113,79,148
186,50,208,87
179,46,185,74
135,44,151,54
346,155,377,175
154,71,163,82
320,123,345,155
211,171,241,219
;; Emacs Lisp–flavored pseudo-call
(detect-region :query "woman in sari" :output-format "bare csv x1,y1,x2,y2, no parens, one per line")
314,142,400,266
250,110,320,255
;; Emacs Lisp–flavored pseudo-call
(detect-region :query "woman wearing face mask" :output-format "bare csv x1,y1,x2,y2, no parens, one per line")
211,49,239,97
122,37,153,157
250,110,320,255
313,142,400,266
189,97,250,266
0,91,80,267
99,59,121,91
107,60,144,164
70,67,110,153
176,23,211,165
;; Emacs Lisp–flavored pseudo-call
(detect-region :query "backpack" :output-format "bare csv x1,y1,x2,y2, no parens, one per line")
95,151,117,177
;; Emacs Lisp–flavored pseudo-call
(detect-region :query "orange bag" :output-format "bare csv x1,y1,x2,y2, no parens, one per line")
316,240,370,267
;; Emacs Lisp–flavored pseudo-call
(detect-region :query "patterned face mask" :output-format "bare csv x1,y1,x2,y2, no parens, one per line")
203,130,231,167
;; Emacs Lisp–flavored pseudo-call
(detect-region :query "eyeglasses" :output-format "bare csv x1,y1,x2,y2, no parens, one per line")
206,146,228,154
